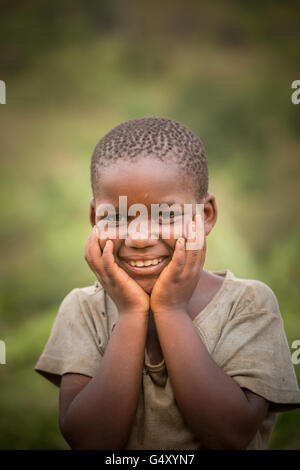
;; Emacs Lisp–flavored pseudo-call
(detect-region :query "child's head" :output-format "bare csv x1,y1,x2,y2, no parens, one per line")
89,117,217,293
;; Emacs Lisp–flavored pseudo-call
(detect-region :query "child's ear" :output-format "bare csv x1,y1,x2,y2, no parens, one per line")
202,193,218,236
89,197,96,227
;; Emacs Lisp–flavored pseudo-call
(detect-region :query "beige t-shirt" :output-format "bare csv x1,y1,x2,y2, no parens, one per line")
34,269,300,450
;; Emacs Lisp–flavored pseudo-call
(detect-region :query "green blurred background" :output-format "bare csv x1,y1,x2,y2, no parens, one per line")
0,0,299,449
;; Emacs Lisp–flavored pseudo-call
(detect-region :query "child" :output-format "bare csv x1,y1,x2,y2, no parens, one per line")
34,117,300,450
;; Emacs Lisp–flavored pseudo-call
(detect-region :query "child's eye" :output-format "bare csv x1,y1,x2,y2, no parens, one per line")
102,212,182,226
104,214,127,225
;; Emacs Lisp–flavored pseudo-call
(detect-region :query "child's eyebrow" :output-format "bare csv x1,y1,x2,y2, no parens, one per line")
96,201,184,213
112,201,182,207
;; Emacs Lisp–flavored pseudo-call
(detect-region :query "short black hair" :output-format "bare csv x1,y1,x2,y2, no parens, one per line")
90,117,208,201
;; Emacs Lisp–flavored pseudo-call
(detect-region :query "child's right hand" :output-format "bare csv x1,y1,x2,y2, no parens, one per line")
85,227,150,317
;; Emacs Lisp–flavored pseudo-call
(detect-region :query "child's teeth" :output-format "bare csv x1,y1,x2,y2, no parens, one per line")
136,261,145,267
129,258,163,267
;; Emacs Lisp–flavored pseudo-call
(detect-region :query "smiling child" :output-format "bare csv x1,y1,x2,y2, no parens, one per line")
34,117,300,450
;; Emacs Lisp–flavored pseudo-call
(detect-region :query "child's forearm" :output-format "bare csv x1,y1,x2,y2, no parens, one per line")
61,312,149,450
153,309,266,450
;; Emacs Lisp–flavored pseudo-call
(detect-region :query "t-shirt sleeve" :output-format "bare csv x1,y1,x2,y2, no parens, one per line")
212,280,300,412
34,288,105,387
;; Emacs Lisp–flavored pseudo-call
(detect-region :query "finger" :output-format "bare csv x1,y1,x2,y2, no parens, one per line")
94,225,102,255
189,214,204,246
92,225,103,256
184,216,204,272
166,237,186,277
101,239,120,285
89,227,102,264
85,229,96,268
85,231,104,281
87,227,106,279
194,213,205,255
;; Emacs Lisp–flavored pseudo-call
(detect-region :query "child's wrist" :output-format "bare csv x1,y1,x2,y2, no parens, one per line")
152,307,187,317
118,308,150,318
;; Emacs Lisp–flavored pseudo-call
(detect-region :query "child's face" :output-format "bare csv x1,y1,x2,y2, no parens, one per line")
90,157,216,294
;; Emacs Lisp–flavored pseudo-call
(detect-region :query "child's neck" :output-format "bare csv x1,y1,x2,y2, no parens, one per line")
186,269,225,321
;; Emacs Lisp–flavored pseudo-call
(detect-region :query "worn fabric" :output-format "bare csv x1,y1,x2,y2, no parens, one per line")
34,269,300,449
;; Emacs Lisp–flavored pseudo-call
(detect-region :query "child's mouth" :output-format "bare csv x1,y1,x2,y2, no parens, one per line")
120,256,170,276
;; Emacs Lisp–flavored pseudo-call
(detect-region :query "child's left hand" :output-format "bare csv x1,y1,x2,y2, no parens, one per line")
150,215,206,315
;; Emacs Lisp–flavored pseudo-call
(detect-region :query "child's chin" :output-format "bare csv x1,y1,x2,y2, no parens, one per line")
136,278,156,294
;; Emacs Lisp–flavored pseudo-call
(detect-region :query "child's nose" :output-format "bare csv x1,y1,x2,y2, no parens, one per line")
125,235,158,249
124,221,159,248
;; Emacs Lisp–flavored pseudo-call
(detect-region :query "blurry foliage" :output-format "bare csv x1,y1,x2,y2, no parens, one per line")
0,0,300,450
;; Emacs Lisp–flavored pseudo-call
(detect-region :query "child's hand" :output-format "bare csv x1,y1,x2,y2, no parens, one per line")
85,227,150,316
150,216,205,315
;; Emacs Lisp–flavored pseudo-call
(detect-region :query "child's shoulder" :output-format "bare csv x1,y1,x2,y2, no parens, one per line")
215,269,280,317
76,280,104,296
64,272,280,322
63,280,105,301
56,281,107,320
60,280,119,323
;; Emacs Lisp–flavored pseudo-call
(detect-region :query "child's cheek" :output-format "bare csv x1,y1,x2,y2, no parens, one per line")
99,240,106,251
163,221,184,246
99,238,115,252
99,238,122,258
